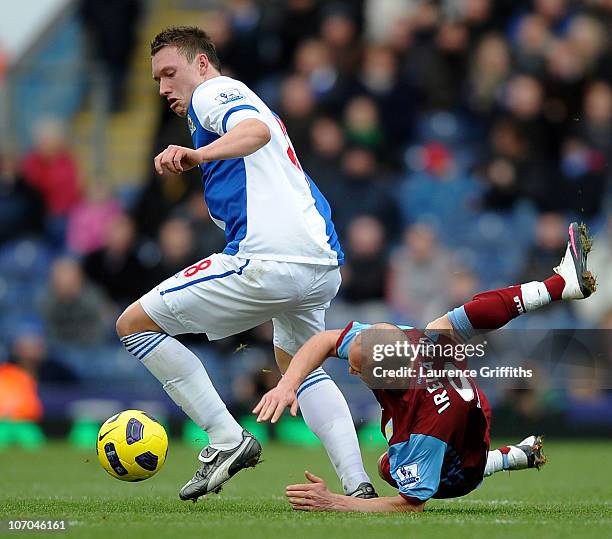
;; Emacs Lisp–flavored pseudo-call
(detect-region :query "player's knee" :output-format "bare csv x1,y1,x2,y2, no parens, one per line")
378,452,399,488
377,452,390,481
116,308,135,338
425,314,451,332
116,301,160,337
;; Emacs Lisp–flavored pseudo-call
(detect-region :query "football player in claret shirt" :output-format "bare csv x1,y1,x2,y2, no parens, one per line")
254,223,595,512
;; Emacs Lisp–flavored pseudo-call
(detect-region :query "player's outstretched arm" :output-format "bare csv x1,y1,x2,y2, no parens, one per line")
154,119,271,175
286,471,424,513
253,330,342,423
199,118,271,162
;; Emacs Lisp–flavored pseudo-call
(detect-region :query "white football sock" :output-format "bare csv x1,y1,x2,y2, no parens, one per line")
520,281,551,312
121,332,243,450
484,449,505,476
484,446,529,476
297,368,371,493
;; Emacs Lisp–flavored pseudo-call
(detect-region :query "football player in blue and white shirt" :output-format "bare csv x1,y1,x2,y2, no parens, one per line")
116,26,373,502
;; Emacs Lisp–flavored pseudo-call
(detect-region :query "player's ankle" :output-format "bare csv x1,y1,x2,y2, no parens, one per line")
543,274,565,302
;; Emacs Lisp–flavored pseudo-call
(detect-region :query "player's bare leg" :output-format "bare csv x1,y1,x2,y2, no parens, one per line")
116,301,165,334
117,300,260,501
484,435,547,476
274,346,376,498
274,346,292,374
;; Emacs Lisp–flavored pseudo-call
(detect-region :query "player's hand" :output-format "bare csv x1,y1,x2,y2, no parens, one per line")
154,145,203,175
286,471,336,512
252,383,298,423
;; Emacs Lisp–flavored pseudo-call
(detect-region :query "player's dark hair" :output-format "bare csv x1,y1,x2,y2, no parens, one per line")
150,26,221,70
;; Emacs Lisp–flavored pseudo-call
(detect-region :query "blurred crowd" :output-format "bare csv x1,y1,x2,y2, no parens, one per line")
0,0,611,429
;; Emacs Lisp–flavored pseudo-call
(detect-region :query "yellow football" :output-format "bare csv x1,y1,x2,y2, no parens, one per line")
96,410,168,481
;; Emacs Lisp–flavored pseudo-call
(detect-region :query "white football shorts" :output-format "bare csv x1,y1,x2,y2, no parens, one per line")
140,253,341,355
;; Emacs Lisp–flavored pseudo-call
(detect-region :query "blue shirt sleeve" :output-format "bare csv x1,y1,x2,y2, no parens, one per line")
335,321,371,359
335,322,414,360
388,433,447,501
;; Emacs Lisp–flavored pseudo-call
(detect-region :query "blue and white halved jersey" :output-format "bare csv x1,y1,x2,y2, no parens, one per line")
187,76,344,266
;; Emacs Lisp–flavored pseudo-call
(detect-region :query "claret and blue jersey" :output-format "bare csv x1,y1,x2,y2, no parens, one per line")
186,75,343,266
335,321,492,503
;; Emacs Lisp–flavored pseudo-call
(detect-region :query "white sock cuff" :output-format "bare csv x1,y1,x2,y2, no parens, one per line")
520,281,551,312
484,449,504,476
120,331,169,360
297,368,332,399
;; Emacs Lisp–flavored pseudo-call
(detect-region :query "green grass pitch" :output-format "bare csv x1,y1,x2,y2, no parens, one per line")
1,440,611,538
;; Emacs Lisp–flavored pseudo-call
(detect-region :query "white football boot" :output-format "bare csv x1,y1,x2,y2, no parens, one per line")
179,430,261,502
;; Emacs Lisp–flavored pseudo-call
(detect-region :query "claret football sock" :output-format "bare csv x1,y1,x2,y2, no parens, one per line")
296,368,371,494
542,274,565,301
121,332,243,450
447,276,565,340
463,282,551,328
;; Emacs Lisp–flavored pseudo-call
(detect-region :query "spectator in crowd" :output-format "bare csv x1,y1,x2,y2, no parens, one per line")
520,213,572,292
513,13,552,74
0,358,43,421
0,152,44,244
364,0,413,44
340,215,388,304
275,0,321,70
531,0,572,32
82,214,150,307
133,167,199,239
146,218,198,285
343,96,385,156
501,75,556,159
300,116,345,192
40,257,110,346
278,74,317,157
326,146,400,238
8,321,77,385
387,223,452,326
466,33,511,116
0,322,48,421
455,0,498,41
319,4,361,76
204,10,239,79
66,183,122,255
402,12,470,110
80,0,143,111
293,38,344,111
171,194,227,258
447,268,480,308
355,44,416,148
21,118,81,242
567,15,606,72
579,81,612,154
216,0,266,86
399,142,482,241
558,136,607,217
479,118,555,211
